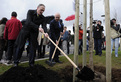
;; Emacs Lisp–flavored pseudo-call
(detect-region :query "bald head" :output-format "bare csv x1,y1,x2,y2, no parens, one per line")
55,13,60,21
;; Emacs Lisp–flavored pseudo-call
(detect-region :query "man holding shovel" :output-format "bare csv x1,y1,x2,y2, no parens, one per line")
47,13,64,65
14,4,49,67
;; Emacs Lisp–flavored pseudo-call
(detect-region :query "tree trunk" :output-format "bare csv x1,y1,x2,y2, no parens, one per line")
89,0,94,71
82,0,87,67
104,0,112,81
73,0,79,82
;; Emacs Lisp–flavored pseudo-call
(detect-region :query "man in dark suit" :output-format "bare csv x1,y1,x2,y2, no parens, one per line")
49,13,64,63
14,4,53,67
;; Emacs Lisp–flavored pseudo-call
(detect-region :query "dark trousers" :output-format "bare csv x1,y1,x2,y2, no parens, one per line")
26,45,30,56
87,45,89,51
67,42,70,54
42,45,46,56
79,39,83,54
38,39,46,57
14,29,38,65
49,41,60,61
94,39,102,55
0,39,5,60
7,40,15,60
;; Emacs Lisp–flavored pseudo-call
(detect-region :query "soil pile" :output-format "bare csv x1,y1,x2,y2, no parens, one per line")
59,65,121,82
59,65,95,82
0,65,60,82
94,66,121,82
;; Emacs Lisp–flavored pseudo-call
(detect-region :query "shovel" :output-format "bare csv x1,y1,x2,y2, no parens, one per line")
44,33,81,71
50,35,61,65
46,35,61,66
44,32,94,80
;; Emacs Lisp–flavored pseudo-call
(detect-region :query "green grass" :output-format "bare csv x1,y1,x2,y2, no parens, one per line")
0,50,121,75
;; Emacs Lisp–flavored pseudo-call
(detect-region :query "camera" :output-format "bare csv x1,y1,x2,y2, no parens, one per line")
110,20,114,26
93,20,97,24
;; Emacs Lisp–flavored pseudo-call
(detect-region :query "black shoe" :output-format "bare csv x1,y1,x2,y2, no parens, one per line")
95,54,98,55
78,51,80,55
38,56,41,58
7,60,12,64
29,64,34,67
14,63,18,67
40,56,45,58
99,53,102,56
55,60,63,63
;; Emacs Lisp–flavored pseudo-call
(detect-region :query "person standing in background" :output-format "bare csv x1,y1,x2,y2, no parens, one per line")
102,33,105,50
111,18,120,57
0,17,8,63
79,25,83,54
93,20,103,56
62,26,69,54
38,32,48,58
67,30,71,54
4,12,22,64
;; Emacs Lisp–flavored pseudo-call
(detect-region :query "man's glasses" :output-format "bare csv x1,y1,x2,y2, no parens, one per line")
41,10,44,11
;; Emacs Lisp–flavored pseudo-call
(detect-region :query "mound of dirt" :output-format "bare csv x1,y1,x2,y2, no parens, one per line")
94,66,121,82
0,65,60,82
59,65,121,82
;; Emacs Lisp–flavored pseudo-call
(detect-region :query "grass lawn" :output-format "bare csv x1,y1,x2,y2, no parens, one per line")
0,50,121,75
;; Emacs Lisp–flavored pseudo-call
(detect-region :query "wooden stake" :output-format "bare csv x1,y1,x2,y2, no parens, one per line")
120,38,121,51
82,0,87,67
89,0,94,70
104,0,111,82
73,0,79,82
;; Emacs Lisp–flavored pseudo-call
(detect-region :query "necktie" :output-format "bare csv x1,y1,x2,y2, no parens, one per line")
58,22,61,28
42,34,44,39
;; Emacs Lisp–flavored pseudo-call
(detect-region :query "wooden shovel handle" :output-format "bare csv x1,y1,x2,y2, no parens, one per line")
51,35,61,60
47,36,78,68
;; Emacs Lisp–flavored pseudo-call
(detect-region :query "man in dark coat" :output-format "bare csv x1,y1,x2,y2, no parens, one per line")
14,4,53,67
49,13,63,63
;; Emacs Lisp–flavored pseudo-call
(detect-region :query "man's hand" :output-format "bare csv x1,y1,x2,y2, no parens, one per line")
60,32,63,35
44,33,48,38
97,26,99,29
39,27,44,33
63,30,66,33
56,40,58,44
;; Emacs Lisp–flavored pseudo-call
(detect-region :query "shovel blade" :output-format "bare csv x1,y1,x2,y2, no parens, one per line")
76,66,94,81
